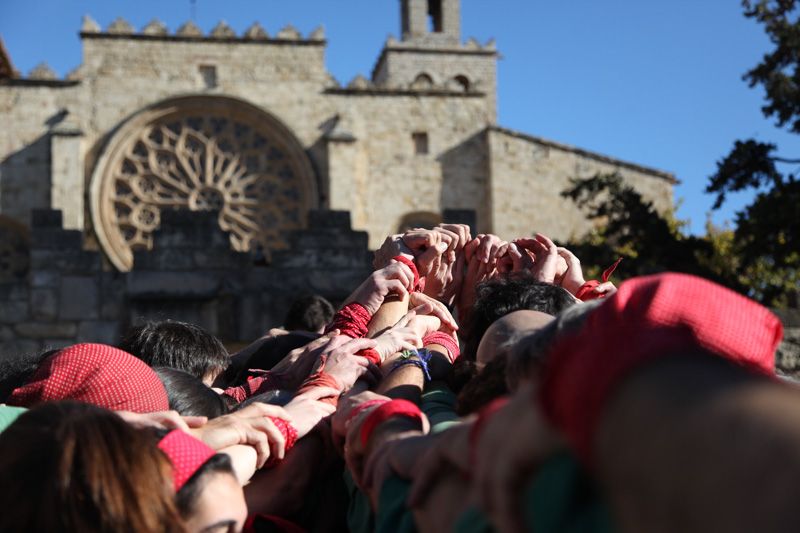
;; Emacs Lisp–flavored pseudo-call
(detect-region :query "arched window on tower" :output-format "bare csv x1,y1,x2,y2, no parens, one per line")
451,75,470,92
411,73,434,91
397,211,443,233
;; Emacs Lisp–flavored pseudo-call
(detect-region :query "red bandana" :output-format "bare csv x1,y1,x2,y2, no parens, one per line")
539,273,783,465
325,303,372,339
158,429,217,492
7,343,169,413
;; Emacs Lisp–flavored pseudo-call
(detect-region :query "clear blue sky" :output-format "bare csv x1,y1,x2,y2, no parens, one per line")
2,1,797,234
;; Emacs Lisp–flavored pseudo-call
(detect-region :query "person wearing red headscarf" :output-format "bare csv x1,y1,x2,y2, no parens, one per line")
6,343,169,413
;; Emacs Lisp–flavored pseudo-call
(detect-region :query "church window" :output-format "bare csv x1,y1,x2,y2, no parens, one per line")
411,73,434,90
413,132,429,155
199,65,218,89
453,75,470,92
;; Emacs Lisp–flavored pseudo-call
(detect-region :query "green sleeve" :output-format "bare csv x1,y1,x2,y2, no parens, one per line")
343,469,374,533
421,381,460,433
375,475,418,533
0,405,26,433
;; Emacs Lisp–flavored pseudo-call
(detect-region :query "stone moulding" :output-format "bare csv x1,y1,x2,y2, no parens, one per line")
89,95,319,271
324,86,486,98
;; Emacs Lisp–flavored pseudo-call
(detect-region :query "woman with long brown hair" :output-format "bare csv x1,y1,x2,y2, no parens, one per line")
0,401,185,532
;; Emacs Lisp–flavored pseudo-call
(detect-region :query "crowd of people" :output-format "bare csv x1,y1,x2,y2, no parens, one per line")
0,224,791,532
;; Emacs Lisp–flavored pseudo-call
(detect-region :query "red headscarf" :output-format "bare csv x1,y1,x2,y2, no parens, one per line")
6,343,169,413
539,273,783,464
157,429,217,492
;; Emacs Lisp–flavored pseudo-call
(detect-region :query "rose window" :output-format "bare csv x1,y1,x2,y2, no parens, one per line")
90,96,317,271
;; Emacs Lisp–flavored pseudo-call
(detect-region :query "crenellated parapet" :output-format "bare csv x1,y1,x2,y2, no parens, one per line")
78,15,326,44
325,69,486,97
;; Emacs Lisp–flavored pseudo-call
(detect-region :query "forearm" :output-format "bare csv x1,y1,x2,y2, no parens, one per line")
377,363,424,402
221,444,258,485
367,294,409,337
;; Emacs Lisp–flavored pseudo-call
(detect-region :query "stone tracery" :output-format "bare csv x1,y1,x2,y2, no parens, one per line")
90,96,317,271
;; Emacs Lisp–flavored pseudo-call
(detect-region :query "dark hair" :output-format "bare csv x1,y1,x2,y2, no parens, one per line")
0,402,184,532
0,349,58,402
119,321,229,382
175,453,235,520
153,367,228,419
465,274,577,362
283,295,335,332
455,354,509,415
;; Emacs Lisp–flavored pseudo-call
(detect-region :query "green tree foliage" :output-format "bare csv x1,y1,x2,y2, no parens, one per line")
561,173,736,288
706,0,800,306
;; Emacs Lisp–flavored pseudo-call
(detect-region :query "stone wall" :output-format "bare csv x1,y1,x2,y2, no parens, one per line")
0,208,372,359
487,126,676,243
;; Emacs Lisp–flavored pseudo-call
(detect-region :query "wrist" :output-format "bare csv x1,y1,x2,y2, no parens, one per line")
359,399,425,448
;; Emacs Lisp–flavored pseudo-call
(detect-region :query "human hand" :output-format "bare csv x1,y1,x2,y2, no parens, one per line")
496,242,536,274
557,247,586,295
465,234,507,270
515,233,564,284
269,331,339,388
283,387,339,439
455,237,499,319
313,336,379,392
373,234,415,270
593,281,617,297
434,223,472,262
409,291,459,332
347,262,416,315
189,402,293,468
373,313,424,361
401,229,452,277
331,390,391,452
117,410,207,432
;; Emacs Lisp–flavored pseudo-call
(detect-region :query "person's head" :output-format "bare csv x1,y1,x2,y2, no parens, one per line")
475,310,555,370
157,430,248,533
154,367,228,419
0,402,183,532
5,343,169,413
283,295,335,333
456,310,555,415
465,273,577,361
506,299,602,392
0,348,58,402
119,321,229,386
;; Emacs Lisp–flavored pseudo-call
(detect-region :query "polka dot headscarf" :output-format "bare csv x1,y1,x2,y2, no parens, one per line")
7,343,169,413
157,429,217,491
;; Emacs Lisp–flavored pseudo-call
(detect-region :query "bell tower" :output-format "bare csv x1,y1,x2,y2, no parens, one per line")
371,0,498,120
401,0,461,45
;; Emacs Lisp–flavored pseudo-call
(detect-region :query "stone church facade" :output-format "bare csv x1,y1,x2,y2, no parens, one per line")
0,0,676,352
